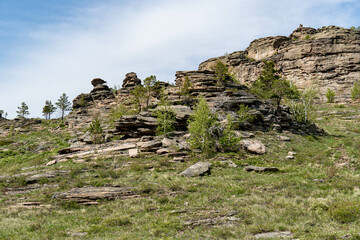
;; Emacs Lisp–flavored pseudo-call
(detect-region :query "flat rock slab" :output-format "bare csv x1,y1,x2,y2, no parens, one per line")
277,135,291,141
53,187,139,204
180,162,212,177
254,231,293,239
128,148,139,157
26,170,69,184
245,166,279,173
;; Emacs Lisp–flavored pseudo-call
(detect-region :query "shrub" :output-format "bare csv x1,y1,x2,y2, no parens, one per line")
188,97,218,155
156,94,176,136
329,200,360,223
326,88,335,103
179,76,192,98
237,104,255,122
218,114,240,152
130,85,146,112
351,80,360,100
305,35,311,40
214,61,236,83
88,118,104,144
288,86,318,123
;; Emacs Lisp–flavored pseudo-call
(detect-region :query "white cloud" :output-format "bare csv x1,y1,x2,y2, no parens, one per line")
0,0,358,118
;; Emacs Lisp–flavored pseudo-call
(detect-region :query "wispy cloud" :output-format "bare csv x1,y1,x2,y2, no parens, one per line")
0,0,359,118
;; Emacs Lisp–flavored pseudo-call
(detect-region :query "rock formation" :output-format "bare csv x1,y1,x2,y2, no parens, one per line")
122,72,141,90
199,26,360,102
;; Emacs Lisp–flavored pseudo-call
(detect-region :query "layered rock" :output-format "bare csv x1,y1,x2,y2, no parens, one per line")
199,25,360,102
122,72,141,90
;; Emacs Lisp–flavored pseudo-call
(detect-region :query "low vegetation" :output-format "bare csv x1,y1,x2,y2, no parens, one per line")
0,103,359,239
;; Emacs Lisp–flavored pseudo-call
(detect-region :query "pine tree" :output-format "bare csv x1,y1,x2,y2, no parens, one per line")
56,93,71,120
16,102,30,118
42,100,57,120
188,97,218,155
143,75,157,109
130,85,146,112
156,88,175,135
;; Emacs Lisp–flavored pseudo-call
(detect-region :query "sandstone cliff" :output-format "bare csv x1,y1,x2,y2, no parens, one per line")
199,25,360,102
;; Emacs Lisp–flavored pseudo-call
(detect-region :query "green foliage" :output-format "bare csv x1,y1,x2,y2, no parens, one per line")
351,80,360,100
16,102,30,118
329,200,360,223
78,94,86,108
288,86,318,123
326,88,335,103
237,104,255,122
305,35,311,40
130,85,146,112
179,76,192,98
188,97,218,155
350,26,360,31
214,61,236,83
88,118,104,144
108,102,134,127
251,61,299,109
218,114,240,152
143,75,157,109
56,93,72,120
156,93,175,136
42,100,57,120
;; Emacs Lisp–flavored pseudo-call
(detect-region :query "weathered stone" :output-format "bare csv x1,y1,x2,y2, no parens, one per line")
162,138,175,148
26,170,69,184
122,72,141,89
180,162,212,177
253,231,293,239
156,148,170,155
240,139,266,154
128,148,139,158
277,135,291,141
53,187,139,204
140,141,162,152
244,166,279,172
58,147,82,154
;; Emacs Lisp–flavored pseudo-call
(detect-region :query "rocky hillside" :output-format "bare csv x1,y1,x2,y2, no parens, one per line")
199,25,360,102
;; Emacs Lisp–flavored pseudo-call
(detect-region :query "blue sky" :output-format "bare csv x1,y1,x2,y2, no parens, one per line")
0,0,359,118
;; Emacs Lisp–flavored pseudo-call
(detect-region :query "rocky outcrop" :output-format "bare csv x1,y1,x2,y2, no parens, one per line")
122,72,141,90
73,78,114,109
199,26,360,102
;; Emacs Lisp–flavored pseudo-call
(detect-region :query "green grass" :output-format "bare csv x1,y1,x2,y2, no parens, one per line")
0,104,359,239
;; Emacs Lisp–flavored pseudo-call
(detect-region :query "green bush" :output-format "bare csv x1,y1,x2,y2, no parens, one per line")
214,61,236,83
329,200,360,223
351,80,360,100
219,114,240,152
188,97,218,155
237,104,255,122
326,88,335,103
88,118,104,144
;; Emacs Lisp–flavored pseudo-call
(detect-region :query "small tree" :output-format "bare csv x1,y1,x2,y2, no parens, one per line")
188,97,218,155
251,61,298,109
179,76,192,99
0,110,3,118
16,102,30,118
88,118,104,144
289,86,318,123
42,100,57,120
130,85,146,112
143,75,157,109
326,88,335,103
218,114,240,152
237,104,255,122
56,93,72,120
351,80,360,100
214,61,235,83
156,91,176,135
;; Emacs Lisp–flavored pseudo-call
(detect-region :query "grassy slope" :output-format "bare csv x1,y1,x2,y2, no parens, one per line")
0,104,359,240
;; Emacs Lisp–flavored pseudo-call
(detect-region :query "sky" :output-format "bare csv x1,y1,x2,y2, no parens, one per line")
0,0,359,119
